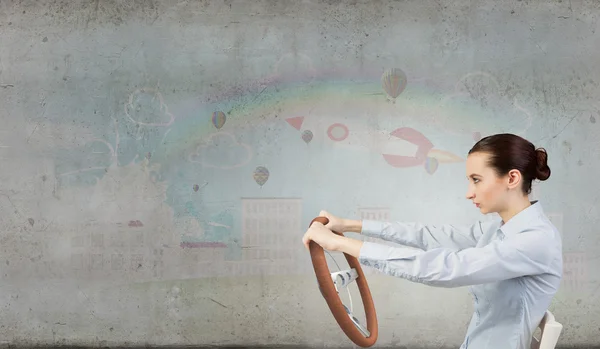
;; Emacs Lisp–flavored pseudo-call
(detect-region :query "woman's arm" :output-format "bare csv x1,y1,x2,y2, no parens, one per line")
342,218,492,251
333,230,555,288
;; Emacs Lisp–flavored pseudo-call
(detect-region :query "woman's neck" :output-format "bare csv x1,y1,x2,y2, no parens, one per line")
499,196,532,224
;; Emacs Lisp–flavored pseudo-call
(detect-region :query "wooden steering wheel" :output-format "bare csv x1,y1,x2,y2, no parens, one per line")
308,216,378,347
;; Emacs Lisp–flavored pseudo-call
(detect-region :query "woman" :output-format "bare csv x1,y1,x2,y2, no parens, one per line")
302,133,562,349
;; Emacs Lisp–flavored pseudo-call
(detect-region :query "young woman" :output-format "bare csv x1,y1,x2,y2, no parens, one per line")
302,133,562,349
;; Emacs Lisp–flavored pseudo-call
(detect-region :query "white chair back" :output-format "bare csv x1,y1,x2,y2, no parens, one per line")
531,310,563,349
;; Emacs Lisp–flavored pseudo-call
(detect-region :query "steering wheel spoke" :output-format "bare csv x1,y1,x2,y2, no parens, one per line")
331,268,359,292
343,304,371,337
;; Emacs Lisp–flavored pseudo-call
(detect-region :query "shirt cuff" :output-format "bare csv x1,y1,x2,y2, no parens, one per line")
358,241,428,285
359,241,388,261
360,219,385,237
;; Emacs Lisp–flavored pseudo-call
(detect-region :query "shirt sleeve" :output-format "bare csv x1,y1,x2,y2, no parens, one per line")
361,219,492,251
358,230,553,288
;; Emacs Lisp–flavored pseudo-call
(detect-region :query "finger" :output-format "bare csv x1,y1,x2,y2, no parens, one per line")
310,221,323,228
302,233,310,250
319,210,333,227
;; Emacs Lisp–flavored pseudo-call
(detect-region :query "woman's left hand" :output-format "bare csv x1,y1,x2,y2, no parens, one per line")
302,221,341,251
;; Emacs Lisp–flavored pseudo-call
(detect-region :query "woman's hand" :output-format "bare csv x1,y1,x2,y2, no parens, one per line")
302,221,341,251
318,210,347,232
318,210,362,233
302,220,365,258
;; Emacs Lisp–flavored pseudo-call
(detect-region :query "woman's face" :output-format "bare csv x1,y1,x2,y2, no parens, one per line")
465,152,509,214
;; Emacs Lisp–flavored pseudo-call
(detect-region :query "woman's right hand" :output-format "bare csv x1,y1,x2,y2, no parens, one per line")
318,210,348,233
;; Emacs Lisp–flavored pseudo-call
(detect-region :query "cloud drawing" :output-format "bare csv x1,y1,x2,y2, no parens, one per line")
125,87,175,127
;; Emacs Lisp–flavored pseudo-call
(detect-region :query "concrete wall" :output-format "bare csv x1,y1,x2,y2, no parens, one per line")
1,0,599,347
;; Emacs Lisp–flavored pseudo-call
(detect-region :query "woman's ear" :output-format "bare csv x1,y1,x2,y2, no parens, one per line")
506,169,522,190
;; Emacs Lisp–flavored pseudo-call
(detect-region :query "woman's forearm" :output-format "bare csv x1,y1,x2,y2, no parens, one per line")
342,218,363,233
333,235,364,258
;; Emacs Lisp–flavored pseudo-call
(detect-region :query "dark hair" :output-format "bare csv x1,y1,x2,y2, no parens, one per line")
468,133,551,194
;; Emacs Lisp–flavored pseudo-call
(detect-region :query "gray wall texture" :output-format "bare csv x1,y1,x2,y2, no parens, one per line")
1,0,599,347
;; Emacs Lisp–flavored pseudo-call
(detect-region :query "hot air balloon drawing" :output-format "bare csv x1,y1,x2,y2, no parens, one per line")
253,166,270,187
381,68,408,103
212,111,226,130
424,157,439,175
301,130,313,144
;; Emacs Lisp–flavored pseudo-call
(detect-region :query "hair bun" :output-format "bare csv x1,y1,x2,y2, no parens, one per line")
535,148,551,181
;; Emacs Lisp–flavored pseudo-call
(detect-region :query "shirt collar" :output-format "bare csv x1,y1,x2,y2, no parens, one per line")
499,200,544,236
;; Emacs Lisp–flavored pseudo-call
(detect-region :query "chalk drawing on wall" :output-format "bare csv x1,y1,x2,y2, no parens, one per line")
381,68,408,104
178,215,206,244
116,86,177,165
381,127,462,175
326,123,350,142
253,166,270,187
57,116,120,179
285,116,314,145
423,157,439,175
58,84,178,183
301,129,313,144
239,197,308,275
562,252,587,293
284,115,459,177
357,207,391,221
356,207,391,245
188,131,253,169
204,209,234,243
285,116,304,130
192,182,207,193
181,241,227,248
283,113,460,177
271,69,532,158
128,220,144,228
69,225,166,280
178,200,235,249
52,154,179,280
212,111,227,130
438,71,534,137
125,87,175,127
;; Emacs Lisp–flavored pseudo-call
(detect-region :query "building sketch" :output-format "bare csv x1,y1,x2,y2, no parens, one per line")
562,252,587,293
68,220,177,283
356,207,391,244
238,197,309,275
